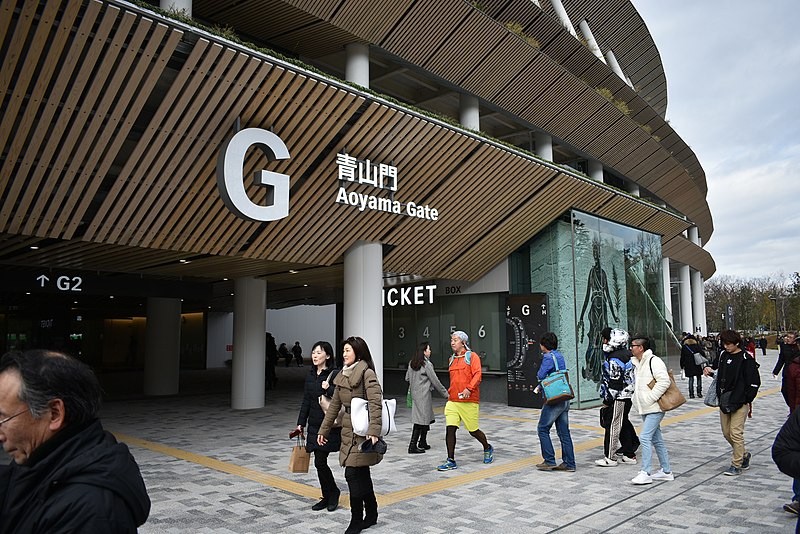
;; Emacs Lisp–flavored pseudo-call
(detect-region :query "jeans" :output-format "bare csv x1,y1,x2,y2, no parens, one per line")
538,399,575,469
640,412,670,475
793,477,800,502
688,375,702,395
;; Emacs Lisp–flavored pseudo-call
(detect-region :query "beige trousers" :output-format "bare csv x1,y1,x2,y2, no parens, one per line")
719,404,749,468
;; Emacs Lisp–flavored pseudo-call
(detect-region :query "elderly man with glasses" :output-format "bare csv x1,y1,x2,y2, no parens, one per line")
0,350,150,532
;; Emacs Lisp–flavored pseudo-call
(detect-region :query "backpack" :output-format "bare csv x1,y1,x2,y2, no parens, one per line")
449,350,475,366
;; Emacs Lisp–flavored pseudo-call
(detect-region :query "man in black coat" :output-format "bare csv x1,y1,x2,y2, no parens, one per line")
773,407,800,529
774,332,799,409
0,350,150,533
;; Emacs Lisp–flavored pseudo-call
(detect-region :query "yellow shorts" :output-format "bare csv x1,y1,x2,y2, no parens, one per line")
444,400,480,432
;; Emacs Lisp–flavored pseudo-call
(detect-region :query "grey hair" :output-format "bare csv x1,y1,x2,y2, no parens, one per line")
452,330,470,350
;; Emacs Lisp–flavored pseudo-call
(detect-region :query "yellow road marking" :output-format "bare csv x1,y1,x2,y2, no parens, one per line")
116,385,782,507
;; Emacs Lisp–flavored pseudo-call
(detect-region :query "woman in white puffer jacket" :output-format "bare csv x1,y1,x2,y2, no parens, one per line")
629,334,674,485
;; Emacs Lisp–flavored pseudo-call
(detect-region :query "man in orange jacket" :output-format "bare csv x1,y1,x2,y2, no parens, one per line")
436,330,494,471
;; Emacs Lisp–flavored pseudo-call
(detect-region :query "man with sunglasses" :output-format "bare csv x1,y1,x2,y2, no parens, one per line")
0,350,150,532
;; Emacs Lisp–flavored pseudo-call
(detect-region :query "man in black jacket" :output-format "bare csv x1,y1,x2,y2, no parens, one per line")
0,350,150,533
773,407,800,527
774,332,798,409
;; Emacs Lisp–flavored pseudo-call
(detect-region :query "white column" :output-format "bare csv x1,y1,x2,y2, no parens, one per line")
626,181,640,196
700,277,708,335
691,269,705,336
160,0,191,16
578,20,605,62
662,257,672,330
688,226,699,245
549,0,577,37
604,50,632,88
587,159,603,182
231,277,266,410
678,264,693,335
144,297,181,396
344,241,384,384
345,42,369,88
459,94,480,131
534,131,553,161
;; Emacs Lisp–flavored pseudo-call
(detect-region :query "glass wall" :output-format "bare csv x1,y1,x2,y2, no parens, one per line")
384,293,505,372
516,210,667,407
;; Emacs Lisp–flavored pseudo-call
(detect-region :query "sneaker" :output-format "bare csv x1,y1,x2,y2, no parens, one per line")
631,471,653,485
741,452,751,470
536,461,558,471
723,465,742,476
553,463,576,472
595,457,618,467
783,501,800,515
483,445,494,464
618,455,637,465
651,469,674,481
437,458,457,471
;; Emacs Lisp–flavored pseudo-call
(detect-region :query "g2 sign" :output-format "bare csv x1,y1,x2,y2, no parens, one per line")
217,128,290,222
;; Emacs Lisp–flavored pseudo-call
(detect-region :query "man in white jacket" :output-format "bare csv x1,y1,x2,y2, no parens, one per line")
629,335,674,485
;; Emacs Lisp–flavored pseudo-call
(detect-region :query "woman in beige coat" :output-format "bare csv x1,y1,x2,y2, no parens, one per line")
319,336,383,534
629,334,674,485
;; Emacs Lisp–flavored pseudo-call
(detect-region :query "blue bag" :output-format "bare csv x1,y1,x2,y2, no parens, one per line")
540,353,575,405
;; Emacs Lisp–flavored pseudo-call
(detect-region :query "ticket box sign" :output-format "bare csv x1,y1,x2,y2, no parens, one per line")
383,284,437,307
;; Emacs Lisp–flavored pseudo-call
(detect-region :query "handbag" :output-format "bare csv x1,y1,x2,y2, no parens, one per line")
693,352,708,366
288,434,310,473
319,394,345,427
648,359,686,411
351,397,397,437
704,375,719,407
540,352,575,405
350,374,397,437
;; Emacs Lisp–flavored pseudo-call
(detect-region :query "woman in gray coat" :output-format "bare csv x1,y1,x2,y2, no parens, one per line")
405,341,449,453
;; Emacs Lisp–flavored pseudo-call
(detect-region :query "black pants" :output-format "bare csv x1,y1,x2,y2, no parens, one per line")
314,451,338,498
602,399,639,458
344,465,377,520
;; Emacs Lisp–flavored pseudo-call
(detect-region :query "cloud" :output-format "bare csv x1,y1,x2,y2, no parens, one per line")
635,0,800,279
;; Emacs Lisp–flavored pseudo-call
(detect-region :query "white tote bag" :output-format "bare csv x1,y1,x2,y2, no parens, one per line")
351,397,396,437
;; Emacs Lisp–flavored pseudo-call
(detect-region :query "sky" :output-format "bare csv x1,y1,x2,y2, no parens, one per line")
633,1,800,283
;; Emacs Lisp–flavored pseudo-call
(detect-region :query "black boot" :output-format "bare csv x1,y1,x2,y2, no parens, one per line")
362,492,378,529
418,426,431,450
311,496,328,511
327,489,340,512
345,498,364,534
408,425,425,454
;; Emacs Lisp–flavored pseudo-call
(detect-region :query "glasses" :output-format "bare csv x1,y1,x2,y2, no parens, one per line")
0,409,28,427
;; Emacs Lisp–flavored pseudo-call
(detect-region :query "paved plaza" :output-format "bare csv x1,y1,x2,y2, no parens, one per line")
31,351,800,532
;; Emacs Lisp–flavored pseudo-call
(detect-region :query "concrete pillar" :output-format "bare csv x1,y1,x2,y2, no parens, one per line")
690,270,707,336
460,94,480,131
587,159,603,182
604,49,632,88
549,0,577,38
578,20,605,62
231,277,266,409
626,181,640,196
345,42,369,88
160,0,191,16
662,257,672,330
344,241,384,384
688,226,699,245
700,277,708,336
678,264,693,335
144,297,181,396
534,131,553,161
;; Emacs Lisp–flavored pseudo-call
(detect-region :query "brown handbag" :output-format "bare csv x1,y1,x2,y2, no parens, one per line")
319,394,345,427
648,358,686,411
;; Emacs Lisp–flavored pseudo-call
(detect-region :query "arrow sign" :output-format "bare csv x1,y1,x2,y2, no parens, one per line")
36,275,49,287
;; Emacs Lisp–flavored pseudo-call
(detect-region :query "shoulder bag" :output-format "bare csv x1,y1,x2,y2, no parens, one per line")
318,370,344,427
351,374,397,437
648,358,686,411
704,374,719,407
540,352,575,405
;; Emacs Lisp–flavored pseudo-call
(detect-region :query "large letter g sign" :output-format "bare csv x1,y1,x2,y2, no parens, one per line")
217,128,290,221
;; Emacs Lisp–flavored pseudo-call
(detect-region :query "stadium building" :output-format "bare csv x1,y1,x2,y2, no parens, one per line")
0,0,714,407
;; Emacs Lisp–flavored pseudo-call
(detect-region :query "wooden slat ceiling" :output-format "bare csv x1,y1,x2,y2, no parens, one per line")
256,0,712,241
0,0,713,293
